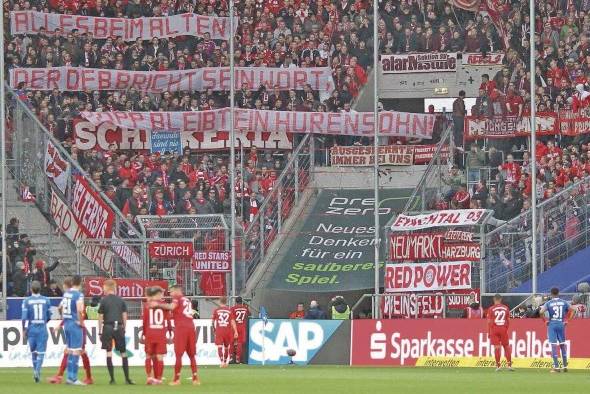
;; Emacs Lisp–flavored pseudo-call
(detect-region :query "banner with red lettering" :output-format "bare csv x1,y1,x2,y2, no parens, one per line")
71,177,115,239
83,277,168,297
10,11,236,41
350,319,590,366
10,67,334,92
192,251,232,272
44,140,70,194
388,233,480,261
73,119,292,151
390,209,487,231
384,261,472,293
380,289,480,319
330,145,413,166
81,109,436,138
464,114,558,140
148,242,194,261
461,53,504,66
412,145,449,165
381,53,458,74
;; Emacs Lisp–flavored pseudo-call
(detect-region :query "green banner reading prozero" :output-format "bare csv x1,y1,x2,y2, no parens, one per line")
269,188,411,292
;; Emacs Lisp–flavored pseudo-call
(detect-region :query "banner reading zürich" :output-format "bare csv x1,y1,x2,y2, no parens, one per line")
269,189,410,292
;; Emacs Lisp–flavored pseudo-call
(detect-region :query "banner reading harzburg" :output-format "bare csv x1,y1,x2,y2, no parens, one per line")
10,67,335,92
81,109,436,138
10,11,236,40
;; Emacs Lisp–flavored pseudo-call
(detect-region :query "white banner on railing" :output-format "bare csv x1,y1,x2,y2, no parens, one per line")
0,320,220,367
44,140,70,194
381,53,458,74
10,11,236,40
390,209,487,231
10,67,335,92
81,109,436,138
384,261,472,293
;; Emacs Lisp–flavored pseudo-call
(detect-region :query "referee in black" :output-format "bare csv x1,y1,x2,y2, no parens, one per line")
98,279,134,385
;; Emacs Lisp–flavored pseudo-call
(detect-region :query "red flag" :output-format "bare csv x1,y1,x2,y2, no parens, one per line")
452,0,481,12
482,0,510,48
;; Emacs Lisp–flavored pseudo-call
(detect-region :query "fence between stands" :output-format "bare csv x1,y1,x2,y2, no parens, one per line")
243,134,313,281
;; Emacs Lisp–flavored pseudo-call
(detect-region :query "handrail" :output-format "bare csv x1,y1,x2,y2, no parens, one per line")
6,84,141,239
243,133,311,238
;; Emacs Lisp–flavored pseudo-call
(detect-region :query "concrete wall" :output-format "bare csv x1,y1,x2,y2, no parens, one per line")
313,165,427,189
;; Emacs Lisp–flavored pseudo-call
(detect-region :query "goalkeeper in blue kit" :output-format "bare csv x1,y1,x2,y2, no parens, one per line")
539,287,572,372
22,280,51,383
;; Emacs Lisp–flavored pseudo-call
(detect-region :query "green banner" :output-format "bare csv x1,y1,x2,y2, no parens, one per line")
269,188,411,292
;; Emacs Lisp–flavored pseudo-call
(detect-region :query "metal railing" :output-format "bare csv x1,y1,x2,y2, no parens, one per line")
484,177,590,293
243,134,313,281
401,120,453,214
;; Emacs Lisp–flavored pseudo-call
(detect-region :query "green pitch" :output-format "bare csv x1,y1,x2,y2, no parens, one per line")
0,366,587,393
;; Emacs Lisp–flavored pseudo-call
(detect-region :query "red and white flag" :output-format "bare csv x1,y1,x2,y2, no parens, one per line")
20,186,35,202
482,0,510,48
452,0,481,12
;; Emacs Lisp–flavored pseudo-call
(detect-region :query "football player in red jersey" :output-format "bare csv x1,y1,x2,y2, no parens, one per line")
142,287,171,385
155,285,200,386
212,296,238,367
487,294,514,371
231,297,250,363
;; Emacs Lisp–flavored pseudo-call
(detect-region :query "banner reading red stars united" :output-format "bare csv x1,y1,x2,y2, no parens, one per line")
10,11,236,40
80,109,436,138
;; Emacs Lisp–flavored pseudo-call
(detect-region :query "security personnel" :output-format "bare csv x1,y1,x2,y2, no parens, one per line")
330,296,351,320
85,296,100,320
98,279,134,385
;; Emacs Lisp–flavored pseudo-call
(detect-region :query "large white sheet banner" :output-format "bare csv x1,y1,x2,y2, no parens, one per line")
0,320,221,367
10,11,236,40
390,209,487,231
10,66,335,92
81,109,436,138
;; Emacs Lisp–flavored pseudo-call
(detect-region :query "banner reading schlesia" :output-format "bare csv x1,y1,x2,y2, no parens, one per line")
10,66,335,92
81,109,436,138
10,11,236,41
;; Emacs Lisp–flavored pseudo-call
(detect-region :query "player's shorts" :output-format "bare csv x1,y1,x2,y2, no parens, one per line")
548,323,566,344
145,339,167,355
27,324,48,353
215,330,233,347
489,327,509,346
64,321,83,350
173,326,196,357
101,323,126,353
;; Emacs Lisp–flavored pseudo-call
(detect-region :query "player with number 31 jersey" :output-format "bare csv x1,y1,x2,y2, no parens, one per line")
540,287,572,372
487,294,513,371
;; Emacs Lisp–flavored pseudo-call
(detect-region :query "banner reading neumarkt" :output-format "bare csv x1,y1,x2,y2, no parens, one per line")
268,189,410,292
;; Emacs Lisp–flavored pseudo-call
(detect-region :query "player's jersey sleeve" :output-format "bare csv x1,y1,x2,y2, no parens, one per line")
212,309,218,328
21,298,30,325
44,297,51,322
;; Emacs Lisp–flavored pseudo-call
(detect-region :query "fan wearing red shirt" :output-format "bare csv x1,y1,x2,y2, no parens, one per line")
499,154,521,185
156,286,200,386
212,296,238,368
487,294,514,371
231,297,251,364
143,287,171,385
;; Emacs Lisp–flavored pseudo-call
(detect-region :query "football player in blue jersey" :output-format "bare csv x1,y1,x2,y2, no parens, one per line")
539,287,573,372
60,275,86,385
22,280,51,383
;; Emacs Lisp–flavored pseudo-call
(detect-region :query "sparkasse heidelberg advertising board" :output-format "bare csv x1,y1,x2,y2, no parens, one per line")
350,319,590,366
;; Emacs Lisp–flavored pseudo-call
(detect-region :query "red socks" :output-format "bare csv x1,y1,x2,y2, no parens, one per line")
224,346,231,364
145,357,152,377
174,355,182,381
57,353,68,376
153,358,163,380
503,345,512,365
81,353,92,379
189,356,198,375
217,346,225,363
494,347,502,367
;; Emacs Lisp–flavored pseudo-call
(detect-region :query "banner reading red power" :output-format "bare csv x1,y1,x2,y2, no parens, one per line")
83,277,168,297
148,242,194,260
71,177,115,238
350,319,590,366
192,251,232,272
384,261,472,293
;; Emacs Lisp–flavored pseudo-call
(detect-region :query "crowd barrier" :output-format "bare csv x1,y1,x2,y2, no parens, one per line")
3,318,590,369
